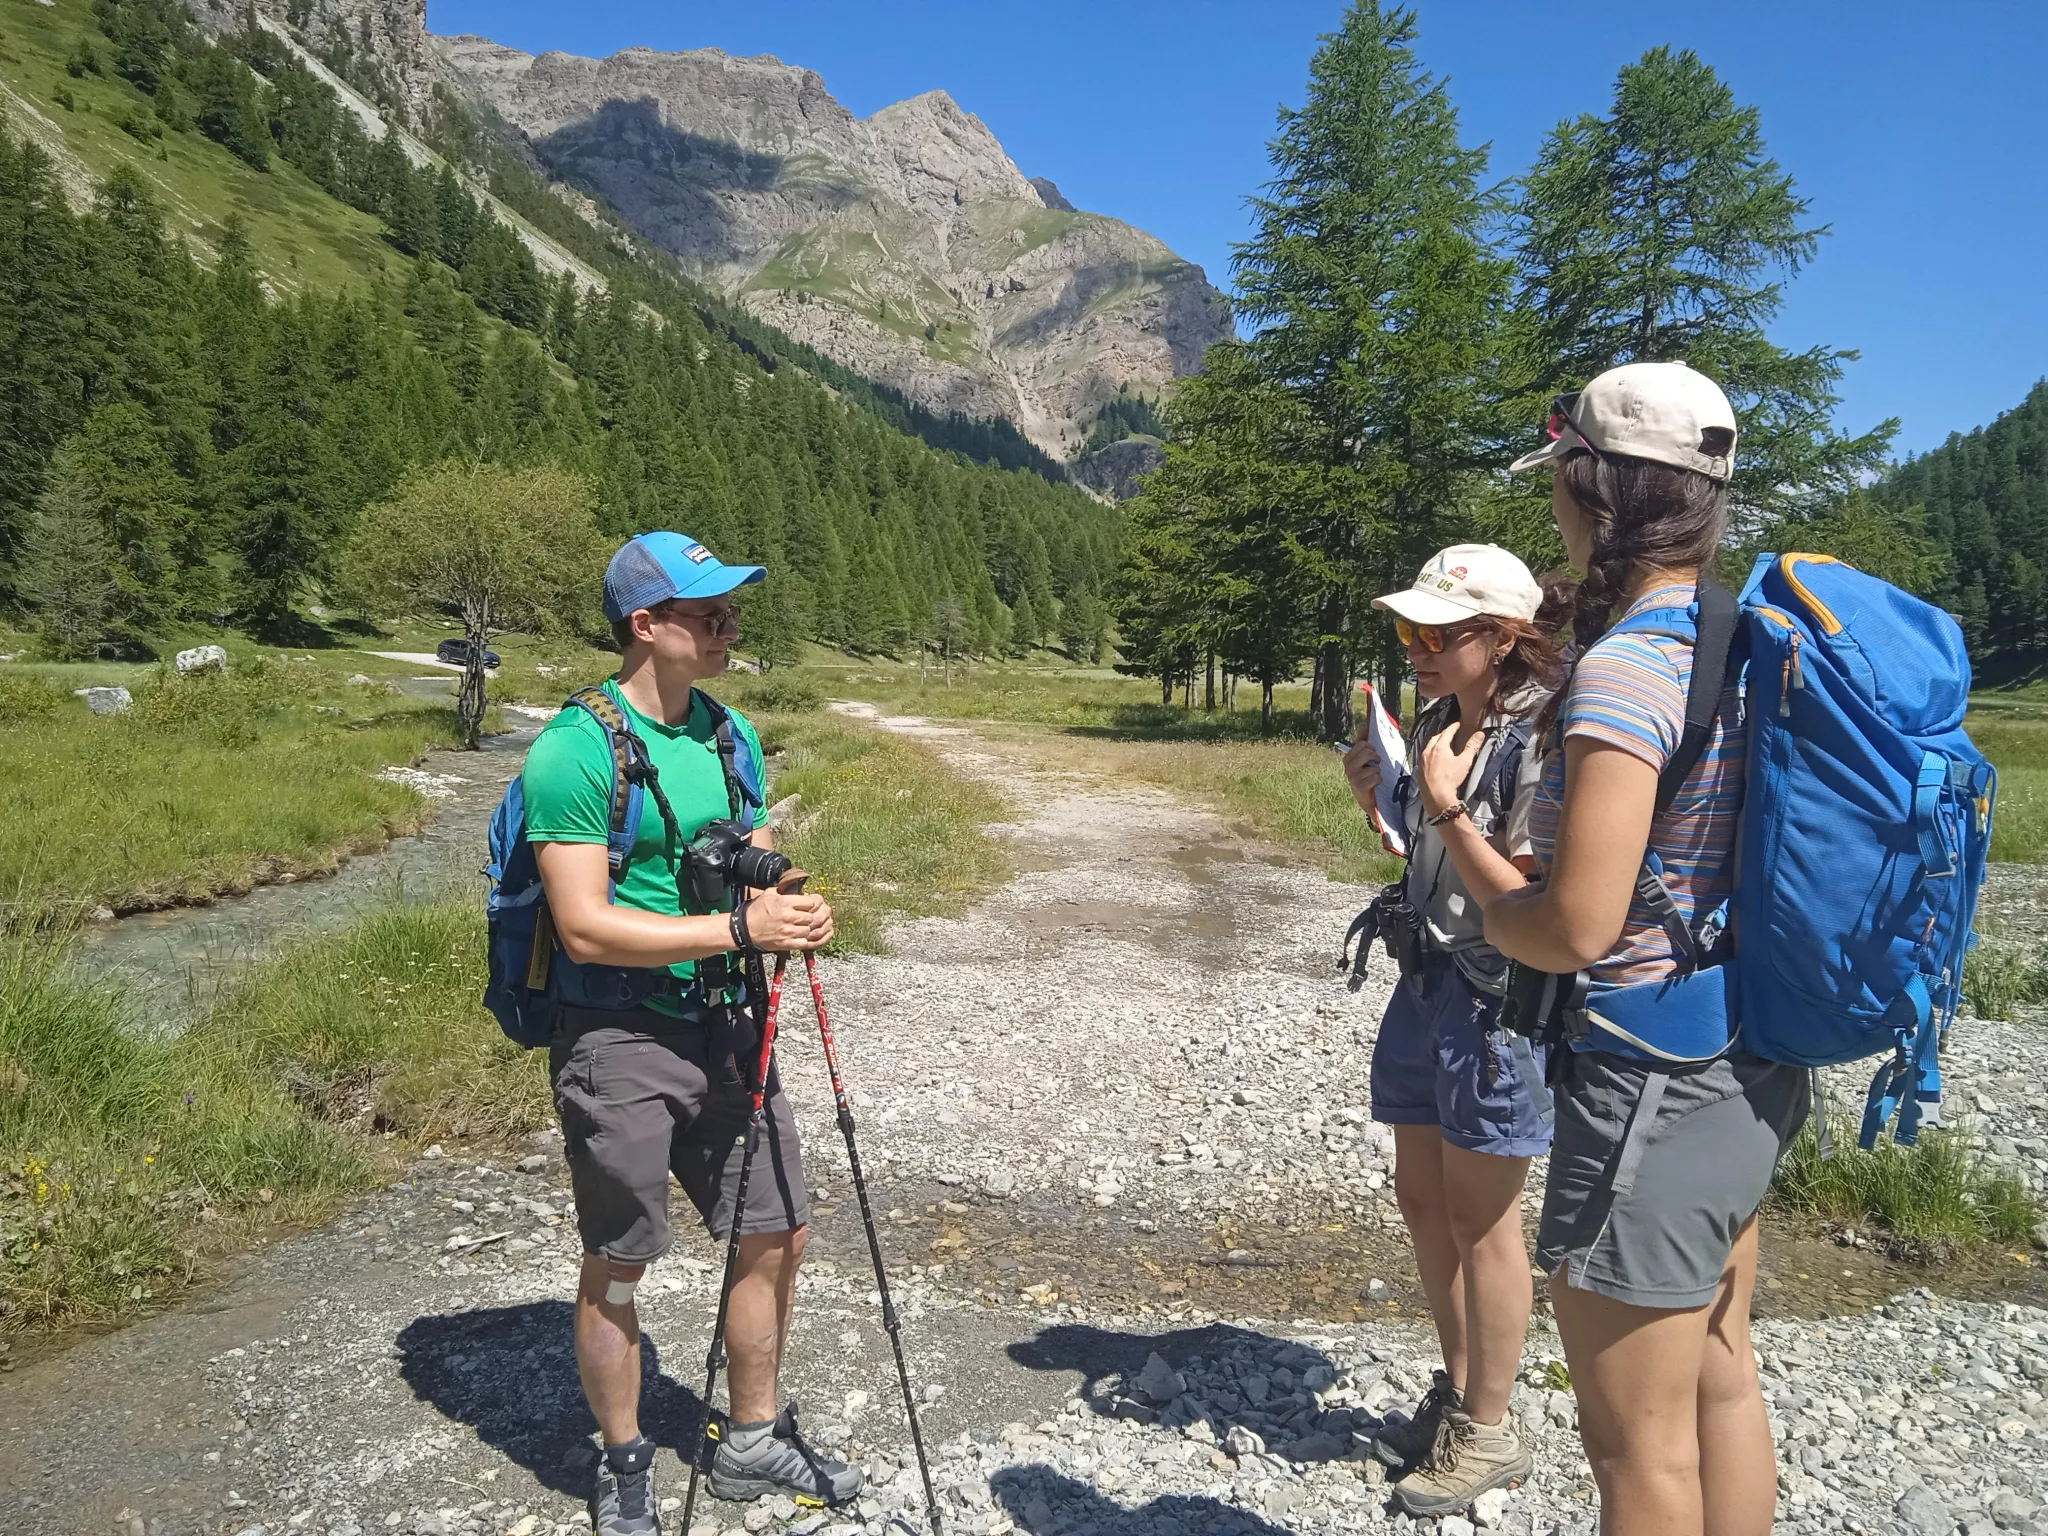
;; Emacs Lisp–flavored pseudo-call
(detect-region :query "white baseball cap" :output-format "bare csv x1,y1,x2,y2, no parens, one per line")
1509,360,1739,481
1373,544,1543,627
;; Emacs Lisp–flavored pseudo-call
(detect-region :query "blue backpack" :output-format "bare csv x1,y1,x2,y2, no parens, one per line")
483,685,765,1048
1561,555,1996,1149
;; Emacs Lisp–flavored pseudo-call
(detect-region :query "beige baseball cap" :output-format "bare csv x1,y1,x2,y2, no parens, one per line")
1373,544,1543,627
1509,360,1739,481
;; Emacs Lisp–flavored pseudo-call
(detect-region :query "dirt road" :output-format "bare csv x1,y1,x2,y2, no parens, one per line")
5,711,2044,1536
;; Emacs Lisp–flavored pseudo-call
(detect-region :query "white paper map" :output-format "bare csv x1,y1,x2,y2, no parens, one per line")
1357,682,1410,858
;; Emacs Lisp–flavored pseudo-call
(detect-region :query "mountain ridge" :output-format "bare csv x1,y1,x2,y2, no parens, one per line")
427,30,1231,459
175,0,1227,464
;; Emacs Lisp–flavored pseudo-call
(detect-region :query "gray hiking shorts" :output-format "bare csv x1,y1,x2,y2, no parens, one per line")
551,1006,811,1264
1535,1050,1810,1310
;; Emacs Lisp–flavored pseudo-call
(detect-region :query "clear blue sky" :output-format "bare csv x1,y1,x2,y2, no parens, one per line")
428,0,2047,459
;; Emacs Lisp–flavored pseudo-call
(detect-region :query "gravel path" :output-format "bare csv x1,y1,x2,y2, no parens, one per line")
5,710,2047,1536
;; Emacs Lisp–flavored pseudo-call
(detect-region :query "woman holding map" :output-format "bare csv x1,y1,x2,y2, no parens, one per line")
1340,544,1566,1514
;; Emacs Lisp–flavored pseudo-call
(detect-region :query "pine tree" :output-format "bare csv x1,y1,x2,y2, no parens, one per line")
0,114,1122,657
383,161,440,260
194,49,270,171
20,451,117,658
53,401,195,636
233,305,336,623
0,138,99,593
1009,587,1042,654
1058,586,1108,665
1877,381,2048,667
1512,47,1893,523
1227,0,1507,740
1118,346,1320,729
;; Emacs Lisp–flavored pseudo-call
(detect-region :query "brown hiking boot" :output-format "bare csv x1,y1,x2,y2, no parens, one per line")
1392,1408,1532,1515
1371,1368,1461,1469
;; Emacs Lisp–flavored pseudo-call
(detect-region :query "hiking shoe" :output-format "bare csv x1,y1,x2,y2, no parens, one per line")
1392,1409,1532,1515
705,1402,864,1506
1372,1369,1462,1469
593,1436,661,1536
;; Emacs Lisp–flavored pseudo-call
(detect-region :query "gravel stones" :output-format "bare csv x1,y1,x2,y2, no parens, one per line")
14,720,2048,1536
1133,1352,1186,1404
1898,1486,1956,1536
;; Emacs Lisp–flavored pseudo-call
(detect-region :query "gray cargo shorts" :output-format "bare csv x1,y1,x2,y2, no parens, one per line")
1535,1049,1810,1310
550,1005,811,1264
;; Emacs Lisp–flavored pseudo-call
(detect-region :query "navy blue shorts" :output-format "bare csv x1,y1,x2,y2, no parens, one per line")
1369,967,1554,1157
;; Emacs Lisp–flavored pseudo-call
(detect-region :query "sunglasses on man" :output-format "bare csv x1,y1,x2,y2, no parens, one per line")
1394,617,1482,654
652,599,741,637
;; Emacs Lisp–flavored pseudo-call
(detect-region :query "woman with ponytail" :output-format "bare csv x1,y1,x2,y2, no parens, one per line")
1481,363,1810,1536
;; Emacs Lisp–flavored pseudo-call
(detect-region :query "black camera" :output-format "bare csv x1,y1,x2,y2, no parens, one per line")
686,818,793,909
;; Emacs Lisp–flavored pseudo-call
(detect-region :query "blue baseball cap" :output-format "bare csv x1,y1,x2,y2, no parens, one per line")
602,531,765,623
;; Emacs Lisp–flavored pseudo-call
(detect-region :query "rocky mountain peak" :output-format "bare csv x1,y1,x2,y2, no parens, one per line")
211,1,1232,465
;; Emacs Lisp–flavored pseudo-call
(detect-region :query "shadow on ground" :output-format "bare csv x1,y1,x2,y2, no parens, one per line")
1007,1321,1356,1462
396,1302,704,1498
993,1464,1297,1536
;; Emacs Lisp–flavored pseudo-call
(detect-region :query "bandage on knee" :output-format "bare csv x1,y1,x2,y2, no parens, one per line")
604,1276,638,1307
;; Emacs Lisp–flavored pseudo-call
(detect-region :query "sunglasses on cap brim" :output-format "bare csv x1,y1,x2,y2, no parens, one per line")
1547,391,1601,458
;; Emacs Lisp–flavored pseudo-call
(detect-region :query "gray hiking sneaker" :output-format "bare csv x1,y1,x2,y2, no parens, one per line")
1393,1408,1533,1515
706,1402,864,1507
1373,1369,1462,1469
593,1436,660,1536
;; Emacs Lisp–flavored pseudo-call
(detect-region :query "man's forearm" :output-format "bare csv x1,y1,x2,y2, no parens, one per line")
554,904,735,970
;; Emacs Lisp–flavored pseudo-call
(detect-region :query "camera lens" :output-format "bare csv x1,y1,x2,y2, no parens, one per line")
732,845,793,891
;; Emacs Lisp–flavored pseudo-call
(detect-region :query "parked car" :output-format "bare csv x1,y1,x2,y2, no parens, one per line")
436,638,501,669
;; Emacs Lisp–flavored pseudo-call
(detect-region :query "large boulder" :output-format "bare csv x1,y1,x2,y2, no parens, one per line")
176,644,230,674
75,686,133,716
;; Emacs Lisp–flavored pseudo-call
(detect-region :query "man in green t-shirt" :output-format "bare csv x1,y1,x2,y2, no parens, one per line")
525,531,858,1534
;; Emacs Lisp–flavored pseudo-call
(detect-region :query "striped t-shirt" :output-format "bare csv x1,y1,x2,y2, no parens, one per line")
1524,584,1747,987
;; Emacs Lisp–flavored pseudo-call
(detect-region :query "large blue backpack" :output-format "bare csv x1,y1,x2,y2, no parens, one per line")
483,685,765,1048
1567,555,1996,1149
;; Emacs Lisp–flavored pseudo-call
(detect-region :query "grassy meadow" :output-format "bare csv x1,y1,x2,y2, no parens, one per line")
2,622,2044,1334
0,651,477,928
0,688,1009,1335
1771,1102,2038,1260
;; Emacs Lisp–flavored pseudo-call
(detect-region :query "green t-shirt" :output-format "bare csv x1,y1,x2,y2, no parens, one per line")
521,679,768,1000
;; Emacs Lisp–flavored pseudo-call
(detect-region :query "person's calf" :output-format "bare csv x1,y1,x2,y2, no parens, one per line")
575,1256,649,1446
727,1227,807,1423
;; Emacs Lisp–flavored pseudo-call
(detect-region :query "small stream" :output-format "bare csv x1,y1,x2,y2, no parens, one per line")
70,682,542,1035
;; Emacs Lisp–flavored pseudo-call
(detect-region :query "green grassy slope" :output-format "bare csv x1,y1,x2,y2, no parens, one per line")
0,0,408,294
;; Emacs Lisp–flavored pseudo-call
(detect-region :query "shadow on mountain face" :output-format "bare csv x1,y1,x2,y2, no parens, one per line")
534,99,863,270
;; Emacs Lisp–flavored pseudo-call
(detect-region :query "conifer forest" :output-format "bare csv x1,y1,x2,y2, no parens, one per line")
0,0,2041,716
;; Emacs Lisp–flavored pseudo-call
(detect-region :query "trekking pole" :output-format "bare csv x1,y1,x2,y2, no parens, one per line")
679,949,791,1536
800,949,945,1535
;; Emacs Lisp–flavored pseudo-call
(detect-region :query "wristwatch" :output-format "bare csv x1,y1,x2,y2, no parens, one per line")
1428,800,1469,827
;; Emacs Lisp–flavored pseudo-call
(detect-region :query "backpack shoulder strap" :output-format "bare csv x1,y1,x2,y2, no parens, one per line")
1479,718,1532,813
566,685,645,878
1602,580,1739,819
692,690,765,820
1599,579,1741,975
1656,576,1739,819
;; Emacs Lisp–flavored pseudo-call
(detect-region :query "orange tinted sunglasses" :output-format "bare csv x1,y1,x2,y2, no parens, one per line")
1394,617,1478,654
